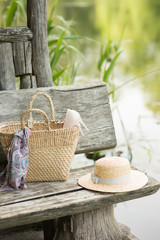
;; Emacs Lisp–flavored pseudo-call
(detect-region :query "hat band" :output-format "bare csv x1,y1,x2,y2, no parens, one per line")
92,172,131,184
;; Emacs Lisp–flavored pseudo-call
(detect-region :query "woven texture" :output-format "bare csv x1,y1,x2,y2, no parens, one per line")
94,157,131,178
0,93,79,182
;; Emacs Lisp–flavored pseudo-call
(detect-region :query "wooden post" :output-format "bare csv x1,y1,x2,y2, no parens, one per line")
0,42,16,90
51,206,138,240
20,75,37,89
12,41,32,76
27,0,53,87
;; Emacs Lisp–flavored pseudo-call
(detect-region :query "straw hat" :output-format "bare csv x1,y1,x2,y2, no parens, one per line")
78,157,148,193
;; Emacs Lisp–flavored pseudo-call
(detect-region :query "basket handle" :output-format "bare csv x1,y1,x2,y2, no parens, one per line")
29,92,54,121
21,109,51,131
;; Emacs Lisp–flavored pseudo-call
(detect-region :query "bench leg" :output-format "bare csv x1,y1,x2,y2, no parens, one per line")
52,205,139,240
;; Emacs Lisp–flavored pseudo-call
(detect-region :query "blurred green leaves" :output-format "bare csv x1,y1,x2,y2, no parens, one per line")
103,51,122,83
98,40,122,83
5,1,18,26
97,39,123,101
47,1,84,85
2,0,26,27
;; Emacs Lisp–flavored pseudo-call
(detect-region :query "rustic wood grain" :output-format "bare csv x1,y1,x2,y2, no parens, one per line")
0,27,33,42
27,0,53,87
0,166,86,206
0,42,16,90
13,42,25,75
24,41,32,74
0,82,116,164
0,172,160,229
31,75,37,88
0,165,159,230
0,166,159,207
20,75,37,89
12,41,32,76
20,75,31,88
54,206,138,240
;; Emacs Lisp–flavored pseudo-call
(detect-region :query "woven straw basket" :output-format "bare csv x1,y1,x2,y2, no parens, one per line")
0,92,79,182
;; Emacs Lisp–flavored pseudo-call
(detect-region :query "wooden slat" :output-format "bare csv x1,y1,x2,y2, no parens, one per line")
0,166,87,206
0,42,16,90
20,75,37,89
0,166,159,230
12,41,32,76
0,166,159,207
24,41,32,74
0,27,33,42
0,82,117,164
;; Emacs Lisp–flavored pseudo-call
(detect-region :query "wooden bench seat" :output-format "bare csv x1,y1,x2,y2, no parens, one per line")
0,166,159,229
0,166,159,238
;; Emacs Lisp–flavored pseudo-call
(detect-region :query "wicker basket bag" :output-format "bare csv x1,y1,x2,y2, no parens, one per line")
0,92,79,182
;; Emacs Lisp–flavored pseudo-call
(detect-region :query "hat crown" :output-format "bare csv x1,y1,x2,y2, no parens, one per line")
94,157,130,179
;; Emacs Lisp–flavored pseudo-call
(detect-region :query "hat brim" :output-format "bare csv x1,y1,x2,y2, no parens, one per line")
78,170,148,193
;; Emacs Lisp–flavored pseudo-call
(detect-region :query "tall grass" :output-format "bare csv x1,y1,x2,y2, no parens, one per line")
47,2,86,85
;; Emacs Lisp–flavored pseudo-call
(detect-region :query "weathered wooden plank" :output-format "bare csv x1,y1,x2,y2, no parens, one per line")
20,75,31,88
24,41,32,74
0,171,159,230
12,41,32,76
31,75,37,88
0,27,33,42
0,166,86,206
0,165,159,207
27,0,53,87
0,42,16,90
12,42,25,75
0,82,116,164
20,75,37,89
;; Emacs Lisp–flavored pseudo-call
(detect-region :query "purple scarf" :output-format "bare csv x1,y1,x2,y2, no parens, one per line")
0,127,31,191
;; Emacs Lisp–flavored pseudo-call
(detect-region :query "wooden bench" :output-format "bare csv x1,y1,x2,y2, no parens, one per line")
0,1,159,239
0,83,160,240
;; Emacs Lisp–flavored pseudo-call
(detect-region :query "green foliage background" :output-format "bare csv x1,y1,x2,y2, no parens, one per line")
53,0,160,114
0,0,159,114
